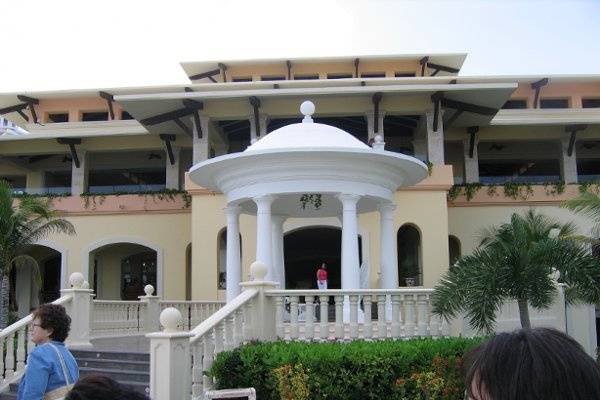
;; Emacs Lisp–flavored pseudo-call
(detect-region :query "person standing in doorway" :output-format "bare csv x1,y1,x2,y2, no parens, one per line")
316,263,328,289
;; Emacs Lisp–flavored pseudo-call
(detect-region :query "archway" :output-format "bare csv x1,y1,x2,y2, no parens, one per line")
283,226,362,289
449,235,461,267
88,242,158,300
397,224,422,286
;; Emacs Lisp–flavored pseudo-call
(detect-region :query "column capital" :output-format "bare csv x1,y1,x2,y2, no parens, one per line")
379,203,397,215
271,214,287,225
224,204,242,216
253,194,277,207
337,193,361,206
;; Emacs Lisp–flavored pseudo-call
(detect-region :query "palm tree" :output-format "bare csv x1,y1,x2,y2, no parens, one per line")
0,180,75,328
562,191,600,240
431,210,600,333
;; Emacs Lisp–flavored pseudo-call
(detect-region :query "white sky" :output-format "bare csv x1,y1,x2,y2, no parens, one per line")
0,0,599,92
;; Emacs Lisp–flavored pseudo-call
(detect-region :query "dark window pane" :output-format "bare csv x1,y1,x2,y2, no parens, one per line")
293,74,319,80
121,111,133,120
261,76,285,81
48,113,69,123
361,73,386,78
479,159,560,184
540,99,569,109
582,99,600,108
577,159,600,182
395,72,416,77
82,112,109,121
232,77,252,82
327,73,353,79
502,100,528,109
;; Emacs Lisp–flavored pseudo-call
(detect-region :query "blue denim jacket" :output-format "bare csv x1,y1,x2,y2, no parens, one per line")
17,341,79,400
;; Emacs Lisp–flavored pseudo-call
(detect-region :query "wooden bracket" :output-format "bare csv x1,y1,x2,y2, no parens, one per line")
531,78,549,108
159,134,177,165
419,56,429,76
286,60,292,80
467,126,479,158
249,96,261,137
218,63,227,82
56,138,82,168
431,91,444,132
17,95,39,123
372,92,383,133
565,124,587,156
354,58,360,78
99,91,115,120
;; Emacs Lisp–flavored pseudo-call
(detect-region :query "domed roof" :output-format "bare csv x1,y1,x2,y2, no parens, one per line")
245,101,370,152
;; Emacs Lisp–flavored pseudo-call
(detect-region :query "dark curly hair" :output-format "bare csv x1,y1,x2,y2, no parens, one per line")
65,375,150,400
33,304,71,342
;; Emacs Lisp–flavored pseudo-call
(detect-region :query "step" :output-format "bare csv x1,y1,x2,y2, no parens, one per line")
79,367,149,383
76,357,149,372
71,350,149,362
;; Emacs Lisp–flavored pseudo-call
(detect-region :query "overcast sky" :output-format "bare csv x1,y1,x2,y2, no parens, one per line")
0,0,599,92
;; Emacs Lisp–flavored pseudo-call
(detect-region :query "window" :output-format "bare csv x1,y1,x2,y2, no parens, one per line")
449,236,461,267
121,251,157,300
397,225,422,286
293,74,319,80
577,158,600,183
327,73,353,79
121,111,133,120
479,159,560,184
540,98,569,109
232,77,253,82
82,111,109,121
261,75,285,81
47,113,69,123
395,72,416,77
361,72,386,78
502,100,528,109
583,98,600,108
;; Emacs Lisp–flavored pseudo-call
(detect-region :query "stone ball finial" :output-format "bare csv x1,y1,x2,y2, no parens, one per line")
144,284,155,296
160,307,182,333
69,272,85,289
374,134,384,143
82,281,90,289
250,261,268,281
300,101,315,122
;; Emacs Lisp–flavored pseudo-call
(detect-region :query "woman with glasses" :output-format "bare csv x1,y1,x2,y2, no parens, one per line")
463,327,600,400
18,304,79,400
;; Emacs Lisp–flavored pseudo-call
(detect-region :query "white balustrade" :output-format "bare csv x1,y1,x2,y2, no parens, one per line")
91,300,144,337
159,301,225,330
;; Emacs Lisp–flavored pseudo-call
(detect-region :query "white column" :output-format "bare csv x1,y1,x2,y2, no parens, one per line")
61,273,93,349
425,110,445,165
225,205,242,302
165,146,180,190
71,149,88,196
254,195,276,276
379,203,398,321
271,216,286,288
463,137,480,183
560,134,578,184
338,194,361,290
193,116,210,164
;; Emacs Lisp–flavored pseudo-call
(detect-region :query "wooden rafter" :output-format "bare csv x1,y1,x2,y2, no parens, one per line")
419,56,429,76
98,91,115,120
467,126,479,158
159,134,176,165
531,78,549,109
189,68,221,81
286,60,292,80
372,92,383,133
17,95,39,123
565,124,587,156
427,62,460,76
443,109,463,130
354,58,360,78
0,103,29,115
430,91,444,132
249,96,261,137
174,118,192,137
56,138,81,168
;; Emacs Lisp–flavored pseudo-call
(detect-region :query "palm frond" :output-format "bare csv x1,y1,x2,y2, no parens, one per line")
562,192,600,222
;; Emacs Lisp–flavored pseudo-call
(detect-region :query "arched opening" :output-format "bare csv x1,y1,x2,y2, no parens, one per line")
185,243,192,301
10,245,62,317
283,226,362,289
448,235,461,267
89,243,157,300
397,224,422,286
217,229,242,289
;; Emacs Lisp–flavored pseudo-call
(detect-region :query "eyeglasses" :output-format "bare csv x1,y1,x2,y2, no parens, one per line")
32,323,42,328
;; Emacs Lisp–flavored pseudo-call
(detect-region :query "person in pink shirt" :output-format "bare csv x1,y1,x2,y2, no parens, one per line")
316,263,328,289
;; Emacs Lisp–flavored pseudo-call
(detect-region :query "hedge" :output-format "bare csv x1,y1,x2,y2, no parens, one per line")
210,337,484,400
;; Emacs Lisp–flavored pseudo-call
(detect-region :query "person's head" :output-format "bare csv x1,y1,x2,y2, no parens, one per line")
464,327,600,400
66,375,150,400
321,263,327,270
31,304,71,344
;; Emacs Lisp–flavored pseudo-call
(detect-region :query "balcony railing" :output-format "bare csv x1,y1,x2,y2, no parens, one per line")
480,175,560,184
11,187,71,195
87,184,166,194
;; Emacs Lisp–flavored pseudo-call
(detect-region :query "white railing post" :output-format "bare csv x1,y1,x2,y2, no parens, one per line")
61,273,93,349
147,307,193,400
140,284,161,333
239,261,278,341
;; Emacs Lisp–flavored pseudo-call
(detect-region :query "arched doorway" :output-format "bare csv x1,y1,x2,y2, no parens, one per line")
89,243,158,300
284,227,362,289
397,224,422,286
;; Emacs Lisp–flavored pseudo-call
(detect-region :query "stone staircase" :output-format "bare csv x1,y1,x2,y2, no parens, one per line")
0,350,150,399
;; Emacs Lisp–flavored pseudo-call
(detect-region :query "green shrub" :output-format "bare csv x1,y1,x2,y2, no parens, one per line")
210,337,483,400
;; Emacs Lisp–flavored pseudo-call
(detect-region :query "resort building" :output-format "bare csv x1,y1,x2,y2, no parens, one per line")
0,52,599,320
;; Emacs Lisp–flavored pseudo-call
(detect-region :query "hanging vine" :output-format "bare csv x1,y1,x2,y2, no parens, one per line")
300,194,322,210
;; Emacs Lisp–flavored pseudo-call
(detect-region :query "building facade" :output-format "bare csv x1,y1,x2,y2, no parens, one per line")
0,54,599,319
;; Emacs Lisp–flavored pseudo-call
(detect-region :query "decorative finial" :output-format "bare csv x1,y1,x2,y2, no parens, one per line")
69,272,85,289
250,261,268,281
372,134,385,151
300,101,315,123
160,307,182,333
144,284,155,296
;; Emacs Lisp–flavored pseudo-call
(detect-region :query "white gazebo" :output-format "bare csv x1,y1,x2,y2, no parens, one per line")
189,101,428,302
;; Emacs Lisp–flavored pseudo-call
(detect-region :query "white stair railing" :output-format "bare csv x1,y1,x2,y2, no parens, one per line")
159,301,225,330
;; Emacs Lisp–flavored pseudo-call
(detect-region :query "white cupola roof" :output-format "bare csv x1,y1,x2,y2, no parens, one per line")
245,101,369,152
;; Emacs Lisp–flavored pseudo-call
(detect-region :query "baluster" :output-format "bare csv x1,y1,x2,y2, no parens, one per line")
319,295,329,341
404,294,416,338
391,294,402,338
290,296,299,340
234,309,243,346
417,294,429,337
363,295,372,339
5,332,15,378
213,323,224,355
429,314,441,338
191,341,203,399
16,328,26,372
334,295,344,339
349,295,359,339
0,336,5,380
275,296,284,339
242,302,253,342
203,332,215,393
224,315,234,351
305,296,315,341
377,295,386,339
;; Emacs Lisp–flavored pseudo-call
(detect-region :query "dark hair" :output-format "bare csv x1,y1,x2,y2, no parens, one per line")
464,328,600,400
33,304,71,342
65,375,150,400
